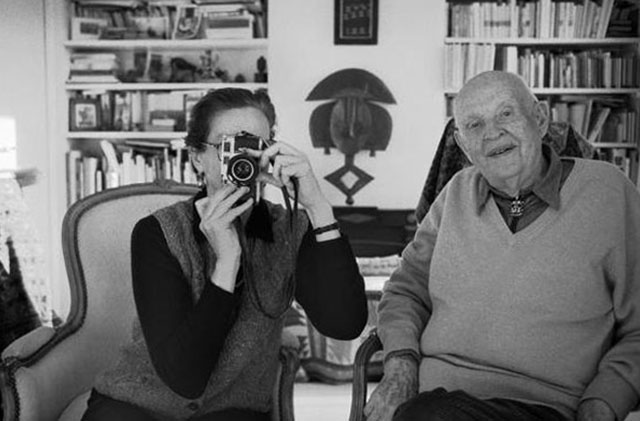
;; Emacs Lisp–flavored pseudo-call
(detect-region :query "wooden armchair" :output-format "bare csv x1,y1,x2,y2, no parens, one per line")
0,182,299,421
348,329,382,421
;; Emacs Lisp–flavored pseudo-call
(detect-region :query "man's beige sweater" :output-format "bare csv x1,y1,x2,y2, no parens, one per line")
378,159,640,420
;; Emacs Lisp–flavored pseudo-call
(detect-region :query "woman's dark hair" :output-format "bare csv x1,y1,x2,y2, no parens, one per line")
185,88,276,151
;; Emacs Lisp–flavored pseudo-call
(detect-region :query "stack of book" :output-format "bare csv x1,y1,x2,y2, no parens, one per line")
549,95,638,143
71,0,266,40
68,53,120,83
448,0,620,39
511,48,639,89
444,43,496,90
66,139,197,205
606,0,639,37
199,3,256,39
68,90,198,131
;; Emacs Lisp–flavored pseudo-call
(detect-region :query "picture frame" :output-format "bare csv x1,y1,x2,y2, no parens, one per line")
334,0,378,45
71,17,107,40
172,5,201,40
133,16,170,39
69,98,101,131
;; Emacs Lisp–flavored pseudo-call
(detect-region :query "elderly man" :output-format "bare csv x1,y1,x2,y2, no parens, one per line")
364,71,640,421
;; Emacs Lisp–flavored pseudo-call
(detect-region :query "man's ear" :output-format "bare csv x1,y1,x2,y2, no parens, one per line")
189,149,203,175
534,101,550,135
454,130,473,164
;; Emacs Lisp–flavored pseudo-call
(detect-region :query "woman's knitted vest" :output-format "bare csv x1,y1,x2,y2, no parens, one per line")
95,198,307,420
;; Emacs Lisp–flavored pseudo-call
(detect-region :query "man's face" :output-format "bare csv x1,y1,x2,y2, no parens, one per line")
454,80,547,194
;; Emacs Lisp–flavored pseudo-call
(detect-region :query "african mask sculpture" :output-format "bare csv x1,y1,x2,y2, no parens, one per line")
306,68,395,205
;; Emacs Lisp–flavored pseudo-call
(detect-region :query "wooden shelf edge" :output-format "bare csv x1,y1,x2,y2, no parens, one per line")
66,131,187,139
64,38,268,50
445,37,640,45
65,82,268,91
445,88,640,96
592,143,638,149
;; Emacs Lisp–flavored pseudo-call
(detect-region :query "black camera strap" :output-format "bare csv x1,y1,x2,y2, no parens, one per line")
246,174,300,320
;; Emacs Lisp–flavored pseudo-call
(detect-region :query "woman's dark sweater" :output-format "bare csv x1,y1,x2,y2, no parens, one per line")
132,214,367,399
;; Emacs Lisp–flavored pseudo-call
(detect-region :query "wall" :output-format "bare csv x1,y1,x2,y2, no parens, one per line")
0,1,57,310
269,0,447,209
0,0,450,317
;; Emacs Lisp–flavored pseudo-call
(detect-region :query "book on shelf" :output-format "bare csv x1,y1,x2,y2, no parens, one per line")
66,150,82,206
608,148,633,177
71,0,267,40
193,0,258,3
445,43,496,90
587,106,612,143
66,140,197,204
201,5,254,39
549,95,637,143
69,52,120,82
514,48,638,89
607,0,639,37
69,90,196,132
448,0,633,39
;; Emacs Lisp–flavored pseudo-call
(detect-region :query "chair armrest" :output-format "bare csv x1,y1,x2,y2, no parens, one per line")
273,345,300,421
1,327,56,360
349,328,383,421
0,323,107,421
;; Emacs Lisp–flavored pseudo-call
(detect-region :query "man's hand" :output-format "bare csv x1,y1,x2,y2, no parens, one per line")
363,355,418,421
576,399,616,421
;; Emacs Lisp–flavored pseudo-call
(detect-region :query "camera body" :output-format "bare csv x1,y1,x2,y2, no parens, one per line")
220,131,267,187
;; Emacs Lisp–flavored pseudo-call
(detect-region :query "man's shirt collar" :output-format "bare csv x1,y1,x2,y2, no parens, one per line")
476,143,563,214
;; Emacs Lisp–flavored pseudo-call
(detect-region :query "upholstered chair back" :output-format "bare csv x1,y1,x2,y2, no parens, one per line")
1,182,198,420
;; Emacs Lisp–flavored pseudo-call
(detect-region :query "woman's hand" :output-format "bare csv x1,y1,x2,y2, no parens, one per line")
195,184,253,292
244,141,334,227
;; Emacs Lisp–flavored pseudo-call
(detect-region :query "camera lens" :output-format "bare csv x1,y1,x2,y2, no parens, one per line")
228,155,257,185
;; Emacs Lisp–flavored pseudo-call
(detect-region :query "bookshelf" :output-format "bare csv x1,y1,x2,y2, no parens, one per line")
444,0,640,185
62,0,269,205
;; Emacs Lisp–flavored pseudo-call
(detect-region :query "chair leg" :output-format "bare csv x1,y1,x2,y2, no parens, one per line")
277,346,300,421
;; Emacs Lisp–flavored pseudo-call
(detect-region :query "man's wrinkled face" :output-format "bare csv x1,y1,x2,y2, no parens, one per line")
453,77,547,194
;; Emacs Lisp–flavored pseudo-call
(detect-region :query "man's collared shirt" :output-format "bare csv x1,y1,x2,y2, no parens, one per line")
476,144,575,233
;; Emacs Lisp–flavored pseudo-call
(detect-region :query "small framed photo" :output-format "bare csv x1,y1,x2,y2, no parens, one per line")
334,0,378,45
71,17,108,40
134,16,170,39
173,6,201,40
69,98,101,131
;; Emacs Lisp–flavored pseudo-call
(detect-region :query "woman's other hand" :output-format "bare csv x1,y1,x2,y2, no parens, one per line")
195,184,253,291
244,141,335,230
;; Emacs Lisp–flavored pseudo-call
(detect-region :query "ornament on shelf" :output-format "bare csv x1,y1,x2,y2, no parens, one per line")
254,56,267,83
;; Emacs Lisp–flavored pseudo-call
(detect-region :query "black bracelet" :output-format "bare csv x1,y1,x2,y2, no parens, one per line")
312,222,340,235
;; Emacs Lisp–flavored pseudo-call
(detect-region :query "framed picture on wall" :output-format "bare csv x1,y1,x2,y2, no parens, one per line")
334,0,378,45
69,98,101,131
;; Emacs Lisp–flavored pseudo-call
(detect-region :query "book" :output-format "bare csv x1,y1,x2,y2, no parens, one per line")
82,156,98,198
66,150,82,206
100,140,120,188
587,107,611,143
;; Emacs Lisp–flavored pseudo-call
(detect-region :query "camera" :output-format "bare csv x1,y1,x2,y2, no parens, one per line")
220,131,267,187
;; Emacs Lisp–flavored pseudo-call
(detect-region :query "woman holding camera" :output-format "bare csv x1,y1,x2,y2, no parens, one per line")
82,88,368,421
